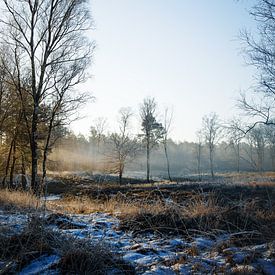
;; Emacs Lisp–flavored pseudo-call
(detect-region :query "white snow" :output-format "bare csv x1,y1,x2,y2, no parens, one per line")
19,255,60,275
43,195,61,201
1,211,275,274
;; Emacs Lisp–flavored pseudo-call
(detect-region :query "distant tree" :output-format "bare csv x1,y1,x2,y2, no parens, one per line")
245,126,266,172
195,130,203,179
226,118,244,173
140,98,164,183
90,117,108,151
265,125,275,171
162,108,173,181
201,113,222,178
109,108,140,184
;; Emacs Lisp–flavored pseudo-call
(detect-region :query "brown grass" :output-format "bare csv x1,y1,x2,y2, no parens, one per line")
0,216,55,271
58,240,135,274
116,191,275,244
0,185,274,248
45,189,275,244
0,189,41,212
0,215,134,274
47,195,140,215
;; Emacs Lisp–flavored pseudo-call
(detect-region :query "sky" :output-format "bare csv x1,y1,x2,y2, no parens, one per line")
70,0,258,142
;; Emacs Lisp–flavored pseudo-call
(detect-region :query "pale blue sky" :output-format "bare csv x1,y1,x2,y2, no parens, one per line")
71,0,258,142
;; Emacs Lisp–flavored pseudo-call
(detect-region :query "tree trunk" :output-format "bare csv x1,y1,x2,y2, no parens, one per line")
21,155,27,190
41,107,58,196
31,104,39,194
2,139,13,187
164,143,172,181
236,142,240,173
119,169,122,185
271,146,275,171
197,144,202,180
41,147,47,195
146,139,150,183
210,146,214,178
9,140,16,189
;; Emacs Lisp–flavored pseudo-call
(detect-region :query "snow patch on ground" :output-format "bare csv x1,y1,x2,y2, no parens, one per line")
1,211,275,274
19,255,60,275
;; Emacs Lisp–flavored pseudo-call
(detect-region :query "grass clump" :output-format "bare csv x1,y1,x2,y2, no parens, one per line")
0,215,134,274
118,191,275,245
59,240,135,275
0,216,54,271
0,189,40,212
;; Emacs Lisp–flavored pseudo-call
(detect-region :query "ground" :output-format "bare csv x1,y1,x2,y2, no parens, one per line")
0,172,275,274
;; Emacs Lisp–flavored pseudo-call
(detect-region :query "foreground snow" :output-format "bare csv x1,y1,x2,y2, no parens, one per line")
0,211,274,274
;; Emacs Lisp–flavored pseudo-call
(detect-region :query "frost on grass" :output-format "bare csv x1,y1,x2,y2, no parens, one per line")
0,211,275,274
0,183,275,274
0,214,134,274
19,254,60,275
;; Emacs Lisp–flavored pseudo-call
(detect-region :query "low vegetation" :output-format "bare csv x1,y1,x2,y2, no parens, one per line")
0,215,134,274
45,174,275,246
0,173,274,273
0,189,41,213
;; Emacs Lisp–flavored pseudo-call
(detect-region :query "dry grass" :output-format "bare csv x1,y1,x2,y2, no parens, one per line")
0,215,134,274
45,189,275,244
116,191,275,244
0,184,274,247
0,216,55,271
0,189,41,212
58,239,135,274
224,171,275,187
47,195,140,215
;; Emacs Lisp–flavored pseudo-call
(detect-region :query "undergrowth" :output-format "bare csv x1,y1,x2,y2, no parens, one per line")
0,215,134,274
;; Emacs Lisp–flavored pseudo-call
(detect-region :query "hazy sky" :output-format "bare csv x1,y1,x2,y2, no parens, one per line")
71,0,258,142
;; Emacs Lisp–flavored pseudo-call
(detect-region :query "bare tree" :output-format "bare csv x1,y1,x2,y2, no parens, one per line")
226,118,244,173
140,97,164,183
239,0,275,129
162,107,173,181
195,130,203,179
90,117,108,151
265,125,275,171
1,0,94,193
201,113,222,178
109,108,140,184
245,126,266,172
41,93,88,189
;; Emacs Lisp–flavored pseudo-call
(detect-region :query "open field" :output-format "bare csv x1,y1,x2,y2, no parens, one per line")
0,172,275,274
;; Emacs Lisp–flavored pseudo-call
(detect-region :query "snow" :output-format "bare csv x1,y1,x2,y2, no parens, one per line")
177,265,192,274
0,212,27,234
257,259,275,275
19,255,60,275
43,195,61,201
192,237,215,249
143,266,176,274
168,238,189,249
1,211,275,274
123,252,147,262
232,251,250,264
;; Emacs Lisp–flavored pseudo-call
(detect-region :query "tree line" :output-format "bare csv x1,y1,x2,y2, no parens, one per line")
49,105,275,183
